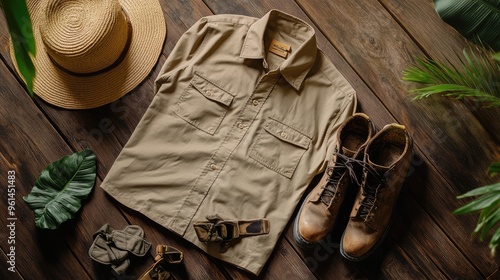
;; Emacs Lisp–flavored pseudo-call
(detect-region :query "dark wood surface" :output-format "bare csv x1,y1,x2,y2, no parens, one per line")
1,0,499,279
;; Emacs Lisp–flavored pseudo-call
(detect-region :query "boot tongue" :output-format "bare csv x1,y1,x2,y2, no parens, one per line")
366,156,390,174
341,146,356,157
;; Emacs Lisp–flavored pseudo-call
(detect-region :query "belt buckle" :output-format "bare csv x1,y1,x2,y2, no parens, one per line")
208,220,239,242
193,214,270,253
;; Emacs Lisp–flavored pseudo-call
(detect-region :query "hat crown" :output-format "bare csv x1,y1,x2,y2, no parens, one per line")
40,0,129,74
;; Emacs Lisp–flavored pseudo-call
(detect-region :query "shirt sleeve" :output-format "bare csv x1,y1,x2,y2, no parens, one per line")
154,17,210,93
319,90,357,172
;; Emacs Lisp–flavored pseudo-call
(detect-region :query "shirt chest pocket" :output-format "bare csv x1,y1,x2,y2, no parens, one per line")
249,117,312,179
174,73,235,135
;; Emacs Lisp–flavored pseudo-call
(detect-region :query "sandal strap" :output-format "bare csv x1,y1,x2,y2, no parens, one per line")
154,245,183,264
138,245,184,280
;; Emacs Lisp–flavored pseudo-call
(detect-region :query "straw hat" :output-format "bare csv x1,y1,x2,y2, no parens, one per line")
11,0,166,109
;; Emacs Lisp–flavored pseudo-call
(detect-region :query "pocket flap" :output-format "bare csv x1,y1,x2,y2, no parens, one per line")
191,73,234,107
264,118,311,149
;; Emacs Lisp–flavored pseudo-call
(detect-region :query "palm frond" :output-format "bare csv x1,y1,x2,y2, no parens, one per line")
1,0,36,96
403,47,500,107
489,162,500,177
453,162,500,257
493,52,500,61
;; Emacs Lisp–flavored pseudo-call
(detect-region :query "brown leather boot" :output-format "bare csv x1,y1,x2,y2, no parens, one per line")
340,123,412,261
293,113,373,249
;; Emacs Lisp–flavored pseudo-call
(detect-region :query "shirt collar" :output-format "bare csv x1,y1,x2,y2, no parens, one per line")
240,10,317,91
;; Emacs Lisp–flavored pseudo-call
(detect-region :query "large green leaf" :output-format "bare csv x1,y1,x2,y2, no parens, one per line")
434,0,500,51
0,0,36,96
23,149,96,230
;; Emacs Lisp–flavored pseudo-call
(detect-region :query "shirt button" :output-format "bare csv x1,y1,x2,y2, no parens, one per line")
252,99,259,106
238,123,245,129
210,164,217,170
280,131,287,137
205,90,212,96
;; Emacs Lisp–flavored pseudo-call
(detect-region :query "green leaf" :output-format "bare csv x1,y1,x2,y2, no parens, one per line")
488,162,500,176
479,206,500,241
452,161,500,256
0,0,36,96
403,47,500,107
453,190,500,214
23,149,97,230
456,182,500,198
493,52,500,61
490,226,500,255
434,0,500,51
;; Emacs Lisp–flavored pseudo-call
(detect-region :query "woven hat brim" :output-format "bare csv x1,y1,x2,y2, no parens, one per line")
11,0,166,109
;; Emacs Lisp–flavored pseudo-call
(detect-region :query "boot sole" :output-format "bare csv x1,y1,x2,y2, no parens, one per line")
339,215,394,262
292,198,339,250
292,200,317,250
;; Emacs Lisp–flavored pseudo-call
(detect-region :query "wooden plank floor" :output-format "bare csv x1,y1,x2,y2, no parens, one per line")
1,0,499,279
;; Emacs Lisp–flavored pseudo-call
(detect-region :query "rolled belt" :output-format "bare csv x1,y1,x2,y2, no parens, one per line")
193,214,270,252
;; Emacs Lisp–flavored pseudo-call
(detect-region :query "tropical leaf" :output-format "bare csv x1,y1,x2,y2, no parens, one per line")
403,47,500,107
456,182,500,198
434,0,500,51
453,189,500,214
454,181,500,256
488,162,500,176
479,207,500,240
23,149,97,230
0,0,36,96
491,226,500,255
493,52,500,61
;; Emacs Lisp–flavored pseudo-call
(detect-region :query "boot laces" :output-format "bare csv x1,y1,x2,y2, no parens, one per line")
355,164,394,220
320,153,363,206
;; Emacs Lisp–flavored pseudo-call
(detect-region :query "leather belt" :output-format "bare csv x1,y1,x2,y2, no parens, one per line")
193,214,270,252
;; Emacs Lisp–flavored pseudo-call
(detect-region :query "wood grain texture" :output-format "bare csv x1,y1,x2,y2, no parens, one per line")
296,0,499,192
488,268,500,280
378,0,500,144
296,0,499,277
0,246,24,280
0,61,92,280
0,1,229,278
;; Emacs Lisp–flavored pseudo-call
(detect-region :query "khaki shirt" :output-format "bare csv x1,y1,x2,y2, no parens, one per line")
101,9,356,275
